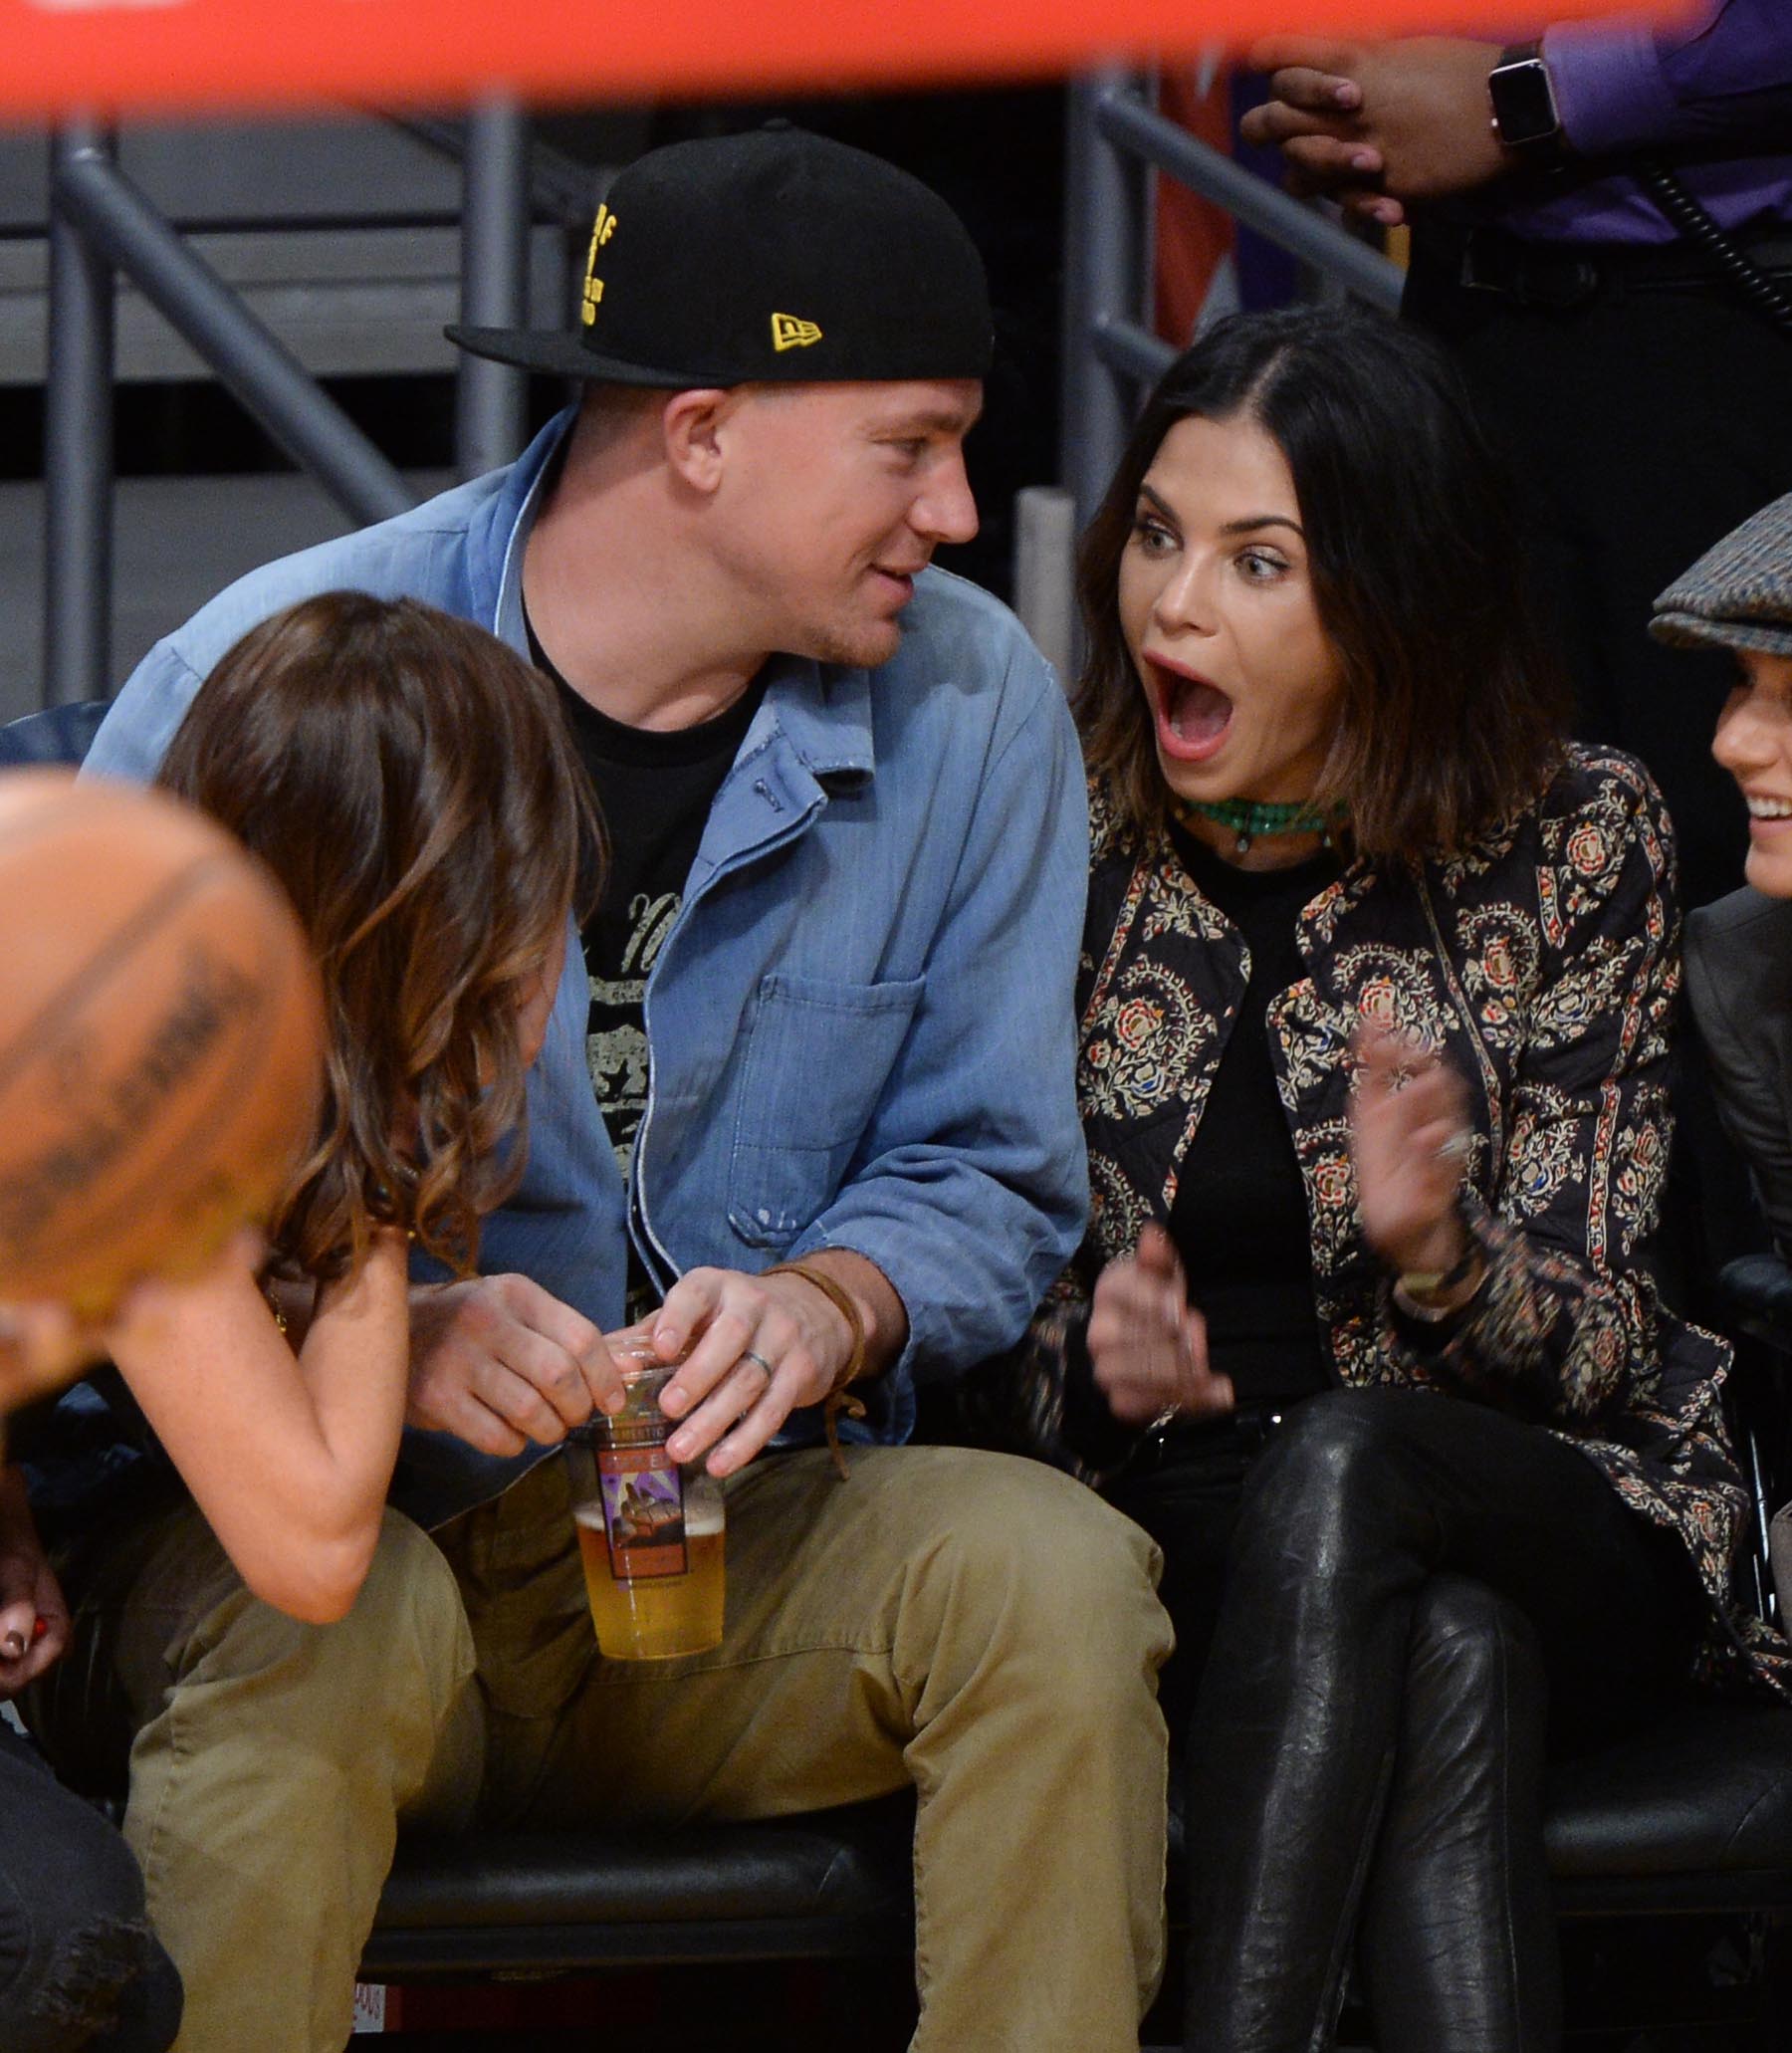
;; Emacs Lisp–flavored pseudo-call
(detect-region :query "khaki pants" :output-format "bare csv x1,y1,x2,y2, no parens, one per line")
47,1446,1170,2053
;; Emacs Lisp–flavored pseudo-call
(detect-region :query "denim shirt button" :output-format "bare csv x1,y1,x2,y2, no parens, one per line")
757,1208,773,1227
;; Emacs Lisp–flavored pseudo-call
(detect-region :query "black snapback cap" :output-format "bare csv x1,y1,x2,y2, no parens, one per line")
448,124,994,389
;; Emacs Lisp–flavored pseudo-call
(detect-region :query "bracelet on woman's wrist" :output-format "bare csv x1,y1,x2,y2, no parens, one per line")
1393,1243,1487,1323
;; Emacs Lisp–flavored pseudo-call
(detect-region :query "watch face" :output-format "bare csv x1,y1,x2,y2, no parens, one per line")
1492,59,1559,148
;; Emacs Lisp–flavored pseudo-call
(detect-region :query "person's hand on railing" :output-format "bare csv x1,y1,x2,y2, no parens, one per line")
1240,37,1510,229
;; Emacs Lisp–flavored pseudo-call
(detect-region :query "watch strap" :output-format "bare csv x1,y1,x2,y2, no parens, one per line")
1488,40,1569,169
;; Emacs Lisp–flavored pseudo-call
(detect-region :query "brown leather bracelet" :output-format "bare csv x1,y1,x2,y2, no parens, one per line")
764,1258,868,1479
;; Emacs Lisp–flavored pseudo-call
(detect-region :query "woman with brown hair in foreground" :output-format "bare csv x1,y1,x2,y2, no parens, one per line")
7,588,597,1634
1000,306,1787,2051
0,590,597,2051
110,589,601,1621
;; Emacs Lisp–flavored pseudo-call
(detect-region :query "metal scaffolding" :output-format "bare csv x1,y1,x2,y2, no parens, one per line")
1058,68,1405,530
455,98,532,483
43,82,1403,709
39,103,590,708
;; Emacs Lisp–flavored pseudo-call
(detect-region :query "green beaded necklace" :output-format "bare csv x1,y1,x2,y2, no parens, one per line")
1175,796,1336,857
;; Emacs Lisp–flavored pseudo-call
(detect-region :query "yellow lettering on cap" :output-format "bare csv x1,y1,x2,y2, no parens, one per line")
771,313,823,352
581,205,618,328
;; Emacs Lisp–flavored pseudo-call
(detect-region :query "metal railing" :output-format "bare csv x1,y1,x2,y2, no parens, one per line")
1057,67,1405,530
399,107,605,481
454,101,533,483
43,79,1399,708
41,106,600,708
1013,67,1405,679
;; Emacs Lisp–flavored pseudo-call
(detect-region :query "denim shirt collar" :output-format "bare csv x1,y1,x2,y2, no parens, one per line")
483,406,576,647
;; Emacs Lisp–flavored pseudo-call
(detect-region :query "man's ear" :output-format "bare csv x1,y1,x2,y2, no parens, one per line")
661,388,738,495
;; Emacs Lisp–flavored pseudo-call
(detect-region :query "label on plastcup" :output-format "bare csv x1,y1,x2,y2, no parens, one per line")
596,1444,689,1579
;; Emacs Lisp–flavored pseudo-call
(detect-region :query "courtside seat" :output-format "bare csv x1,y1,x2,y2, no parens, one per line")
363,1799,915,1978
357,1699,1792,1983
360,1238,1792,1998
360,1701,1792,1975
1547,1700,1792,1914
0,700,111,769
1540,1256,1792,1926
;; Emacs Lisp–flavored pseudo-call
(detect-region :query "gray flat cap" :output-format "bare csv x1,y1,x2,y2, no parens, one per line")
1652,491,1792,659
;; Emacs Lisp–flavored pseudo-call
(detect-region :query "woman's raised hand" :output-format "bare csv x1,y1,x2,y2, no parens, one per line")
1087,1224,1233,1427
1350,1026,1472,1277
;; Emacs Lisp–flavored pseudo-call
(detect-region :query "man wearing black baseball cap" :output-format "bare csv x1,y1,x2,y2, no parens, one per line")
63,126,1172,2050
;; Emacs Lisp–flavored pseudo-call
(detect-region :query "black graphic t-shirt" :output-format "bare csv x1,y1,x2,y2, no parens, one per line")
527,613,767,1314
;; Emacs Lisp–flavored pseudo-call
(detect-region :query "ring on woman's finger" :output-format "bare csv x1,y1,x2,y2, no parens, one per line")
1436,1131,1470,1162
741,1348,775,1378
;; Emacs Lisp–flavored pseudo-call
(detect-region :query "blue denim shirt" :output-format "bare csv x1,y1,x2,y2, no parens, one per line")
68,410,1090,1525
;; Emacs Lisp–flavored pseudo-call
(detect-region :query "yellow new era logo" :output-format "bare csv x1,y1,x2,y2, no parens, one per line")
771,313,822,352
581,205,618,328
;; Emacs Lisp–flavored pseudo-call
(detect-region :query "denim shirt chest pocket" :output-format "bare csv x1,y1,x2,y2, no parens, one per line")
728,970,927,1247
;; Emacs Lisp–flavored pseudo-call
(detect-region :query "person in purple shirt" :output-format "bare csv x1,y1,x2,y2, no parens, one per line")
1242,5,1792,910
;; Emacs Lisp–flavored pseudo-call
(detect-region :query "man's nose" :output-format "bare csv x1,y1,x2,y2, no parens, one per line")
913,450,979,548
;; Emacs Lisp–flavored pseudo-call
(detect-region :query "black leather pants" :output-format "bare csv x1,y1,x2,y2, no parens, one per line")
1114,1386,1705,2053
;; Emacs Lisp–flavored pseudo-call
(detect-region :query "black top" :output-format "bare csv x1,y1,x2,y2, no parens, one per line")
527,611,767,1317
1166,823,1341,1407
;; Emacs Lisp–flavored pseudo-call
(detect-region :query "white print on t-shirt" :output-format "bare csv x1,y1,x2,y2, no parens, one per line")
587,889,679,1174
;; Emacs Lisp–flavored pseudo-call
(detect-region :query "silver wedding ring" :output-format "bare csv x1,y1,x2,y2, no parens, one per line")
741,1348,775,1378
1438,1131,1470,1162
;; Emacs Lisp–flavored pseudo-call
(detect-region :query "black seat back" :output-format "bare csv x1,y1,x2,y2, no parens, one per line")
0,701,111,769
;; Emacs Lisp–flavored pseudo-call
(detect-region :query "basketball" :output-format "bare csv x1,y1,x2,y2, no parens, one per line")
0,769,325,1322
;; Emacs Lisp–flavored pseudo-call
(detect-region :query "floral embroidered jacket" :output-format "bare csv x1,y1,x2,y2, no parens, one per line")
1049,744,1788,1696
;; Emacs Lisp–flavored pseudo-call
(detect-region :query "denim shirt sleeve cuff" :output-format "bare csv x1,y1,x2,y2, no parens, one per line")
1541,19,1679,158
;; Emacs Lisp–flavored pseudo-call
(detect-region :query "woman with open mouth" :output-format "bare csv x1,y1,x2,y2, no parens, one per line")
984,306,1789,2051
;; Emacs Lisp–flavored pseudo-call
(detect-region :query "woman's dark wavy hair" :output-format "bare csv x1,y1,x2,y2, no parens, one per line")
1076,306,1570,858
158,590,602,1280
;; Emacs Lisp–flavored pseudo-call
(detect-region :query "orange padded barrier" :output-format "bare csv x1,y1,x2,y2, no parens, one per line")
1,0,1670,123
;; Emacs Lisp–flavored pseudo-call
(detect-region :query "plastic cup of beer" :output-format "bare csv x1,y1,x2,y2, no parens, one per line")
567,1341,726,1661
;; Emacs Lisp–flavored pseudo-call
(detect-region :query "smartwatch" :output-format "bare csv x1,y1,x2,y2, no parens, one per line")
1487,42,1569,169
